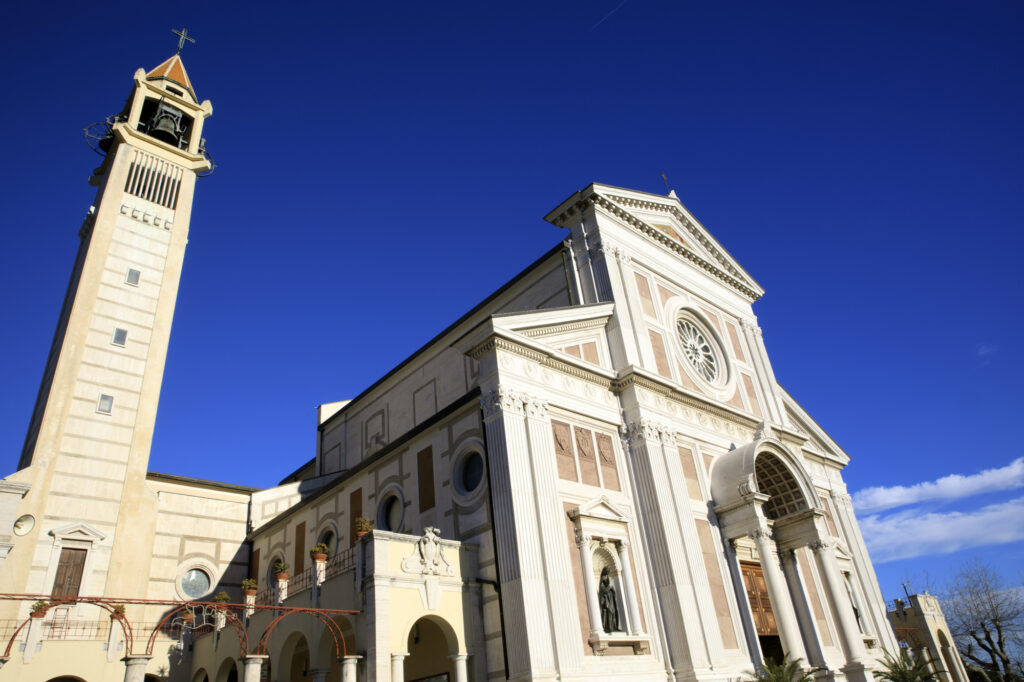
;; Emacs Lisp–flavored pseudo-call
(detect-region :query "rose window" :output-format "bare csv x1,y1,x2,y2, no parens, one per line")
676,319,719,382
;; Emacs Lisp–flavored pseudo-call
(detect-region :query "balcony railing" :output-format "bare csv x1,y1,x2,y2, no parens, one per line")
253,548,357,605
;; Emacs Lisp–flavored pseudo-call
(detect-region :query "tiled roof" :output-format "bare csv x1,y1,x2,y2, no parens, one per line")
146,54,196,100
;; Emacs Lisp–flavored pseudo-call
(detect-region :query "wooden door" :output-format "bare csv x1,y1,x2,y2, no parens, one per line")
52,548,86,598
741,562,777,635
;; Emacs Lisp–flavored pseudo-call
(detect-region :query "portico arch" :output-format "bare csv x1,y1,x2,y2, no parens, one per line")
711,436,869,681
276,631,310,682
215,657,239,682
402,615,466,682
314,615,357,681
709,438,817,519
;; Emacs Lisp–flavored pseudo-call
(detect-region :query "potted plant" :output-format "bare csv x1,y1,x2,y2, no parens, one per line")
111,604,126,619
30,600,49,618
354,517,373,539
241,578,258,596
179,608,195,623
310,543,329,562
273,561,289,580
212,591,231,604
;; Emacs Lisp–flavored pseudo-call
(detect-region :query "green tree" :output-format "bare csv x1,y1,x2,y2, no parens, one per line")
875,649,944,682
747,654,821,682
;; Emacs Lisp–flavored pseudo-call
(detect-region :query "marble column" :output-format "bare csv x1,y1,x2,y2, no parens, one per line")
616,540,642,635
576,533,603,637
391,652,408,682
342,655,362,682
449,653,469,682
751,528,807,663
243,655,269,682
780,549,826,667
123,655,151,682
812,540,866,666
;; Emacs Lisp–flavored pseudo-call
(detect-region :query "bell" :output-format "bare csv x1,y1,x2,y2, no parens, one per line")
149,114,179,145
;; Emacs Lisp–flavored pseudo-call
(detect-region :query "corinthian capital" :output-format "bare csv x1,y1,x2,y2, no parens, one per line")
809,539,835,554
524,396,549,420
625,418,673,445
480,386,526,420
740,318,763,338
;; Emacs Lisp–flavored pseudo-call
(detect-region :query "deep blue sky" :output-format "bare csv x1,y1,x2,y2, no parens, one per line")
2,2,1022,601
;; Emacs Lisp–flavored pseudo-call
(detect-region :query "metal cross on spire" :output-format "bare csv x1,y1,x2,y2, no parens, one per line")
172,28,195,54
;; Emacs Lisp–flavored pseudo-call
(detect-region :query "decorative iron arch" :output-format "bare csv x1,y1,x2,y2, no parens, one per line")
2,596,135,658
145,602,249,658
256,608,347,660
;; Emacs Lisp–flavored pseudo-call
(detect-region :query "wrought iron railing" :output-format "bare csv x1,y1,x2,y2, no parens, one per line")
288,567,315,594
326,548,355,578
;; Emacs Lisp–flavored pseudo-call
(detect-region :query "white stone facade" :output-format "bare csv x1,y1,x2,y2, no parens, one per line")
0,54,899,682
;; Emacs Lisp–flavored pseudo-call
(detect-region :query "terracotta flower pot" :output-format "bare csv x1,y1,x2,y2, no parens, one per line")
355,530,368,539
243,589,258,597
311,553,327,562
30,611,45,619
274,572,289,580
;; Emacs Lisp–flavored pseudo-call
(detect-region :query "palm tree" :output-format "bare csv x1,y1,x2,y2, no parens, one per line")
875,650,944,682
748,653,821,682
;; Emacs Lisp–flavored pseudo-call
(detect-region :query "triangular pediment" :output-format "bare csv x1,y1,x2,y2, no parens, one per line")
570,495,631,523
780,388,849,465
545,184,765,302
49,522,106,542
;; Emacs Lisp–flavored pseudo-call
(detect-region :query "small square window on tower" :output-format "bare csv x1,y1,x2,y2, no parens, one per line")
125,268,141,286
111,328,128,346
96,394,114,415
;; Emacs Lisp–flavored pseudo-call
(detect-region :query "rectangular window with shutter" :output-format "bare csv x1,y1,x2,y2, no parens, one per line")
52,548,87,598
294,522,306,574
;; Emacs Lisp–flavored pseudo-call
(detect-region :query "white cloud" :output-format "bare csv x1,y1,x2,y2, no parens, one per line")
976,343,998,357
852,457,1024,513
860,496,1024,564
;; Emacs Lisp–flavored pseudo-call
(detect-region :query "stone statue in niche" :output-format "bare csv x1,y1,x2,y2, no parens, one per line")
599,567,619,633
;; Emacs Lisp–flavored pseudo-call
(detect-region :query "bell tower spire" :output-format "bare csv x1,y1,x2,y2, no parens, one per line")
2,44,213,600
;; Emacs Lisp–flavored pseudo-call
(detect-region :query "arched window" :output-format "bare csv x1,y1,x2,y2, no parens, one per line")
317,528,337,556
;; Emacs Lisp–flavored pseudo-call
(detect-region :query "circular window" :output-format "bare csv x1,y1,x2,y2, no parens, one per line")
676,318,719,382
379,495,403,532
181,568,211,599
458,452,484,494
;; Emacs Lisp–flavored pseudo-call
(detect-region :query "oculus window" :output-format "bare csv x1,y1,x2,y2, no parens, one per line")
181,568,210,599
379,494,403,532
457,452,484,495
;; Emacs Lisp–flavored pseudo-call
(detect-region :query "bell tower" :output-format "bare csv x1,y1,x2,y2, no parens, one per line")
1,40,212,600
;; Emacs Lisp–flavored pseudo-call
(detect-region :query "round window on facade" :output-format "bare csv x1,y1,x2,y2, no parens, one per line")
457,452,485,496
181,568,211,599
379,494,403,532
674,311,728,387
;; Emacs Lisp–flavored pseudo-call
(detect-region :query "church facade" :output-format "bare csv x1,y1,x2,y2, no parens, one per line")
0,50,899,682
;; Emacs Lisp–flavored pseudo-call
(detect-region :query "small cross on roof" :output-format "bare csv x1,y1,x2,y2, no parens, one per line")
172,28,195,54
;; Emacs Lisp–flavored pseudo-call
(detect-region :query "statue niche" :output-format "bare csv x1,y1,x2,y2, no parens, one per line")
599,566,620,633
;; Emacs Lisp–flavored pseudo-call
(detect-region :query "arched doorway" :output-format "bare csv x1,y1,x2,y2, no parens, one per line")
279,631,311,682
405,616,459,681
192,671,210,682
938,630,961,682
314,615,357,681
215,657,240,682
